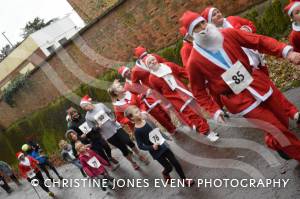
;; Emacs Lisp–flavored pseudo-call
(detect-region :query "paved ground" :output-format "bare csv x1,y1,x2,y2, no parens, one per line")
1,88,300,199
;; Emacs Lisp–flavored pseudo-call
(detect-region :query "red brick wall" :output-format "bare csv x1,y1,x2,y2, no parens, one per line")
0,0,265,128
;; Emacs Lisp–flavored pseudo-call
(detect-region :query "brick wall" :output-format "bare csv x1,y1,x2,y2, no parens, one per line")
0,0,265,128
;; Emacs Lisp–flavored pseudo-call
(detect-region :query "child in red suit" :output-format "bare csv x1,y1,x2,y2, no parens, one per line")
75,142,114,191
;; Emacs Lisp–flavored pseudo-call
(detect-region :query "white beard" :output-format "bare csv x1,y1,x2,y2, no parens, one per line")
21,157,31,166
193,23,224,52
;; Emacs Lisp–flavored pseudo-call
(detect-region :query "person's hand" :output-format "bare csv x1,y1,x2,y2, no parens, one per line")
240,25,252,32
81,134,87,139
152,144,159,150
287,51,300,66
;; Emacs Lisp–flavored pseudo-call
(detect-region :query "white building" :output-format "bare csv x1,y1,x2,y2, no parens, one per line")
30,15,81,56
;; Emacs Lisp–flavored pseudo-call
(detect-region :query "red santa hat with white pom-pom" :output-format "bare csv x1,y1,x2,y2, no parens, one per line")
179,11,206,36
80,95,92,107
118,66,130,78
200,6,217,23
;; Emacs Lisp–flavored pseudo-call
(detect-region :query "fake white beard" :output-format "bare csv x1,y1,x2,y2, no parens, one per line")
193,23,224,52
21,157,30,166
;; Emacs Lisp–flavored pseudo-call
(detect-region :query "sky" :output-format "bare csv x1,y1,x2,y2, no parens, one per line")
0,0,85,49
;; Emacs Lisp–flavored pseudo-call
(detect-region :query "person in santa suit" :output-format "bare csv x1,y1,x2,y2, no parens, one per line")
201,6,300,126
286,0,300,53
108,79,145,131
116,66,177,134
17,152,55,197
179,27,193,69
131,46,168,89
142,54,220,142
180,11,300,161
179,26,228,112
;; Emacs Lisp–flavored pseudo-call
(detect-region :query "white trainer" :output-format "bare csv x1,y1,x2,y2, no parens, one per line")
206,131,220,142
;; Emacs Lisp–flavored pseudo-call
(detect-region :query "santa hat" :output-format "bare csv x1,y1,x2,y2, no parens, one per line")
201,6,217,23
142,54,156,68
284,1,300,16
179,11,206,36
118,66,130,77
179,26,188,36
16,152,24,159
134,46,148,59
80,95,92,107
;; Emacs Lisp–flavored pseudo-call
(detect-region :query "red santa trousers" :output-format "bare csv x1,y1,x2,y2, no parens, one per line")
244,88,300,161
148,105,176,134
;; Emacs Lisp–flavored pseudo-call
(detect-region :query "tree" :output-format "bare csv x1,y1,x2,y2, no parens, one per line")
0,44,12,62
21,17,57,38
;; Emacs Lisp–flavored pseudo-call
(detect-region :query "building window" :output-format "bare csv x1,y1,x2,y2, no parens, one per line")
46,45,55,54
58,37,68,45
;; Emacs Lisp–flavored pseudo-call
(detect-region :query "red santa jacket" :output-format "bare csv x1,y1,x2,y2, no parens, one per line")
149,62,194,112
131,53,168,88
18,156,40,178
289,23,300,53
113,90,146,130
224,16,257,33
188,28,291,117
124,80,161,110
78,148,109,178
181,41,193,68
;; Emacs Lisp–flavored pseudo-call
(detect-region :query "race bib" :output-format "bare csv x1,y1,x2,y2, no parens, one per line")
149,128,165,145
79,122,92,134
94,110,110,127
221,61,253,94
27,169,36,178
87,156,101,168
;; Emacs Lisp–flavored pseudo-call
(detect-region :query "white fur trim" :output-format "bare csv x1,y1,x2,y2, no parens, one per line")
208,7,217,23
188,16,206,35
246,86,273,102
180,98,193,112
121,67,129,77
139,52,148,59
113,91,132,106
80,101,91,107
240,25,252,32
150,63,172,77
222,18,233,28
293,22,300,31
213,109,223,122
233,100,262,116
288,2,300,16
20,157,30,166
282,45,293,58
136,60,149,71
17,153,24,159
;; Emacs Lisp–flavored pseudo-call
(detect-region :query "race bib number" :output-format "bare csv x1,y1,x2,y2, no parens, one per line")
149,128,165,145
79,122,92,134
94,110,110,127
27,169,36,178
87,156,101,168
221,61,253,94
